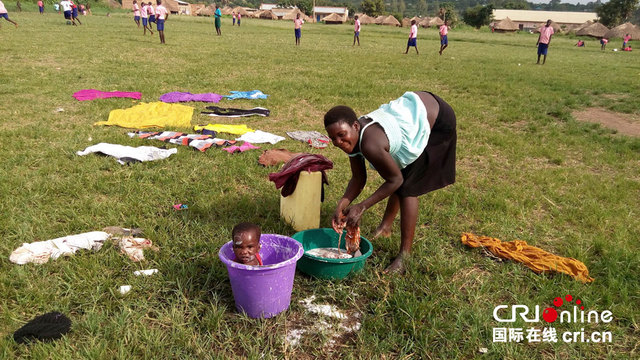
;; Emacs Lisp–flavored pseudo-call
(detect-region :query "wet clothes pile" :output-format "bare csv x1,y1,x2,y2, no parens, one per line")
76,143,178,164
201,106,270,118
128,131,236,152
269,154,333,197
461,233,594,283
159,92,223,103
96,102,194,129
224,90,268,100
286,131,332,149
73,89,142,101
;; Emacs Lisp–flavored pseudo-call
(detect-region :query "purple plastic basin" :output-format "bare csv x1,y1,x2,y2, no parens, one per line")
218,234,304,318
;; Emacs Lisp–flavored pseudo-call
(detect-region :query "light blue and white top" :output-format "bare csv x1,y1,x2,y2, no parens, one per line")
349,92,430,169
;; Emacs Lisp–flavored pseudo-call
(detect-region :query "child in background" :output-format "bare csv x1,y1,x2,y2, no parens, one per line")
622,33,631,48
214,5,221,36
600,38,608,50
294,13,303,46
155,0,167,44
71,1,81,25
59,0,74,25
232,223,263,266
132,0,140,27
575,39,585,47
404,19,418,54
439,20,449,55
232,11,236,26
237,12,241,26
0,0,18,27
353,14,360,46
147,2,155,24
140,2,152,35
38,0,44,14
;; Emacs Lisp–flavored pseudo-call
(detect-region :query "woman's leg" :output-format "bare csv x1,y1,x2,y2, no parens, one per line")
373,193,399,238
384,195,418,274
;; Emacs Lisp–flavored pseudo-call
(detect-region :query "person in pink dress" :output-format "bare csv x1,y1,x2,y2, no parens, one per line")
439,20,449,55
353,15,360,46
536,19,555,65
237,12,241,26
140,2,153,35
294,13,303,46
404,19,418,54
232,11,236,26
622,33,631,49
37,0,44,14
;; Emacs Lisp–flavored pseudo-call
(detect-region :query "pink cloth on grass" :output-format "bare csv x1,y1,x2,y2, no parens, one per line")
222,142,260,154
73,89,142,101
159,92,224,103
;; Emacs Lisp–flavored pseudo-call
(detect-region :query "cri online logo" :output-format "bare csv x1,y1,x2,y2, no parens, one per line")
493,294,613,324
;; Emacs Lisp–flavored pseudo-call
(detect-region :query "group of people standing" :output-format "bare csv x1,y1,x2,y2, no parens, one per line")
404,19,450,55
132,0,168,43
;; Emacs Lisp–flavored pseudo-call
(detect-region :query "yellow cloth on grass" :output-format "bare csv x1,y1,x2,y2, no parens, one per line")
95,102,194,129
193,124,255,135
461,233,594,283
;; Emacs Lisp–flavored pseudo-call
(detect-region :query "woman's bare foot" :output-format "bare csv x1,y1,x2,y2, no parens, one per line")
383,256,406,274
372,225,392,239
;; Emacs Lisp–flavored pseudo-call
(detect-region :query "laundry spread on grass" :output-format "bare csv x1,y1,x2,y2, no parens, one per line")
159,92,224,103
128,131,236,152
201,106,270,117
9,231,111,265
460,233,595,283
76,143,178,164
235,130,285,144
194,123,254,135
95,102,194,129
286,131,332,149
73,89,142,101
222,142,260,153
269,154,333,197
223,90,269,100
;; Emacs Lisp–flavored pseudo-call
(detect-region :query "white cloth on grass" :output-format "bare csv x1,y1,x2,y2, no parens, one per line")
9,231,111,265
76,143,178,164
236,130,285,144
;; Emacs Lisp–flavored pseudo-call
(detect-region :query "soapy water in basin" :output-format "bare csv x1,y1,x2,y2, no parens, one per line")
306,248,353,259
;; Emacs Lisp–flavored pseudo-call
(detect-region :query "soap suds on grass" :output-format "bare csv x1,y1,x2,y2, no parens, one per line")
285,295,361,350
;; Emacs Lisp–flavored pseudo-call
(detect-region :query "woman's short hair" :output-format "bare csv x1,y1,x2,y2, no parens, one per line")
324,106,358,127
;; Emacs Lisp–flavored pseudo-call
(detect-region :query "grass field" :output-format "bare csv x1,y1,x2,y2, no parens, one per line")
1,9,639,359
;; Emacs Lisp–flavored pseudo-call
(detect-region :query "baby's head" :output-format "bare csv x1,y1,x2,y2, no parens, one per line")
232,222,262,265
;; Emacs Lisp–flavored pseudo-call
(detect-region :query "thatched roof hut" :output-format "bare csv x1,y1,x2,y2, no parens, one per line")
322,13,344,24
534,20,561,33
357,14,375,24
574,20,593,32
429,17,444,27
255,10,277,19
410,16,422,23
190,3,205,15
381,15,401,27
283,8,311,21
494,17,519,32
232,6,249,16
402,18,411,27
375,15,385,24
419,17,430,28
221,6,233,15
604,22,640,39
576,22,609,38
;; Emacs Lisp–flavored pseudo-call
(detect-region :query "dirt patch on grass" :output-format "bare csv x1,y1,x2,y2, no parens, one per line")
573,108,640,136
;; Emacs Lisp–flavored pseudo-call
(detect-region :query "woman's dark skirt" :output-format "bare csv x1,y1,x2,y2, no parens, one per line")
396,92,456,197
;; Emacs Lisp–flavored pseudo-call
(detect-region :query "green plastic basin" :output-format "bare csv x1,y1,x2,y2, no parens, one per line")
291,228,373,280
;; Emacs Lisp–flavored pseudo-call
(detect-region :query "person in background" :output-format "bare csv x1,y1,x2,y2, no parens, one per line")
140,1,152,35
147,2,155,24
439,20,449,55
622,33,631,49
71,0,81,25
0,0,18,27
38,0,44,14
60,0,75,25
404,19,418,54
214,4,221,36
132,0,140,27
600,37,608,50
294,12,303,46
353,14,360,46
575,39,585,47
232,11,236,26
155,0,168,44
237,11,241,26
536,19,554,65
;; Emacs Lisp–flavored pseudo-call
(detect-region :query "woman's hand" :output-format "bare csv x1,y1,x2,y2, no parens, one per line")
332,204,347,233
343,203,366,228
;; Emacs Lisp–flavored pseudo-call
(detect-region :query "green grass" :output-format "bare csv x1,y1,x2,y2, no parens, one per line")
1,11,639,359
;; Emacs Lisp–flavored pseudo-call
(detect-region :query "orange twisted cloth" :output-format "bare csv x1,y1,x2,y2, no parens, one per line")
461,233,594,283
